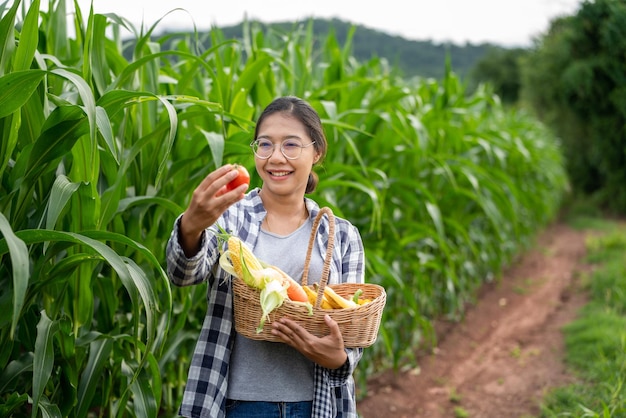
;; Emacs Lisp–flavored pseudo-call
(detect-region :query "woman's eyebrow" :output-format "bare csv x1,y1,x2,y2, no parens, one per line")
256,134,303,141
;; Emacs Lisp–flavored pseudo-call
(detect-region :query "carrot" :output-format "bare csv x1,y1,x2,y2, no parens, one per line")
283,275,309,303
265,265,309,303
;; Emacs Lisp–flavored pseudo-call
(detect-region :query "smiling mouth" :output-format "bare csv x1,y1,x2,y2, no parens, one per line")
268,170,292,177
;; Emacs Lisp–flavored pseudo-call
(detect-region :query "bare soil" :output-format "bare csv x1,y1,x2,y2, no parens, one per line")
358,221,591,418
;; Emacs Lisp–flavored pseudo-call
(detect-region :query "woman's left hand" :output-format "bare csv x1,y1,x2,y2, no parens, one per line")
271,314,348,369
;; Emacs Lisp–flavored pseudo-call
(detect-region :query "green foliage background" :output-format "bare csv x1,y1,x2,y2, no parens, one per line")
0,0,568,416
520,0,626,213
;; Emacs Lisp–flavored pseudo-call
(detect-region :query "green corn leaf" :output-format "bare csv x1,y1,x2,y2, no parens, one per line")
124,355,159,418
78,230,169,285
37,398,62,418
425,202,445,239
47,0,68,58
124,257,159,352
0,212,29,339
199,129,225,168
144,351,163,409
13,0,40,71
0,0,19,76
0,107,20,176
116,196,184,217
157,330,196,370
0,229,170,328
32,310,59,418
23,105,89,183
0,70,46,118
0,352,34,393
97,89,147,115
95,105,117,162
50,68,98,152
90,14,113,94
76,337,113,418
44,175,80,230
154,95,177,186
0,229,133,294
0,285,12,331
233,54,272,96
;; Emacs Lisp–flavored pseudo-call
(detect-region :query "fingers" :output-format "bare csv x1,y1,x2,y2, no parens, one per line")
271,316,344,346
196,164,249,200
180,165,247,239
271,317,305,344
324,314,342,339
197,164,233,192
195,165,247,205
272,316,346,369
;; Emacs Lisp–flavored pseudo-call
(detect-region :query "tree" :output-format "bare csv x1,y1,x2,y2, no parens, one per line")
521,0,626,212
469,47,528,105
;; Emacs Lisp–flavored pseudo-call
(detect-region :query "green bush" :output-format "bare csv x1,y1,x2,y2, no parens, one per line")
521,0,626,213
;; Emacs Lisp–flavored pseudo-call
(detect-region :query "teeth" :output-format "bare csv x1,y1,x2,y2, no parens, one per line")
270,171,290,177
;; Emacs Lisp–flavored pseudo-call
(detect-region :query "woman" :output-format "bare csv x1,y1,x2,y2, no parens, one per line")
166,96,365,418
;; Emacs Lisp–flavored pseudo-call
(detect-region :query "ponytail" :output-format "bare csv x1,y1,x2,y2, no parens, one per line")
306,172,319,194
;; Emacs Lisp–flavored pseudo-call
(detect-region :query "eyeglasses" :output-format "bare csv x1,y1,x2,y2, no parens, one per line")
250,139,316,160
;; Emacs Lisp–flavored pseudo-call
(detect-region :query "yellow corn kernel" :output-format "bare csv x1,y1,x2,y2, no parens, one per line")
302,285,319,305
313,283,340,309
228,236,263,279
323,286,358,309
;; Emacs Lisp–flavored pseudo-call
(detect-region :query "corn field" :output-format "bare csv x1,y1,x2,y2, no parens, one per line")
0,0,568,416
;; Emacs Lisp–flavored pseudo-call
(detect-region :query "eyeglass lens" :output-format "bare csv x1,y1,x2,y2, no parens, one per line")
252,139,314,160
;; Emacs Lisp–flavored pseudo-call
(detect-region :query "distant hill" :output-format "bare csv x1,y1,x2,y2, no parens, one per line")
215,18,509,80
153,17,510,81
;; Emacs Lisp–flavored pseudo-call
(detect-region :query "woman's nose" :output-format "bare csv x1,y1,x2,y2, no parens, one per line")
268,143,286,161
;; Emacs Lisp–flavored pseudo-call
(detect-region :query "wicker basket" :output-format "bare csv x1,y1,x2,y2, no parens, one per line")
232,207,386,348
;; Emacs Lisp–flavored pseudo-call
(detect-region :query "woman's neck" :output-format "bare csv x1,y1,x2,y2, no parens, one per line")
259,188,305,214
259,188,308,234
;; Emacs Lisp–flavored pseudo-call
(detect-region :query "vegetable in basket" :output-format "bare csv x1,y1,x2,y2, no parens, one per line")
218,230,313,331
310,283,372,309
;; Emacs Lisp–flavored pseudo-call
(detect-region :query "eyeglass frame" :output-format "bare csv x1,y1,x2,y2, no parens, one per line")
250,138,317,160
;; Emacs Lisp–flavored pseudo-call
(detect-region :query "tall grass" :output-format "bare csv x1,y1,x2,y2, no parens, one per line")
0,0,568,415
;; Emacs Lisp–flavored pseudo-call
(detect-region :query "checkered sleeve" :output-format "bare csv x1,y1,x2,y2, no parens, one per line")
166,215,218,287
312,348,363,418
339,222,365,285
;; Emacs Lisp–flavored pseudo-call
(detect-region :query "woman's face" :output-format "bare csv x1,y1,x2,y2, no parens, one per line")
254,112,320,198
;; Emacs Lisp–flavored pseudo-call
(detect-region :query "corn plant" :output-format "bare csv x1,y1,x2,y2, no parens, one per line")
0,0,568,415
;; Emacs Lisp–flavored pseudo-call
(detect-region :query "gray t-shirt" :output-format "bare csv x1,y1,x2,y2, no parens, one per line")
227,218,325,401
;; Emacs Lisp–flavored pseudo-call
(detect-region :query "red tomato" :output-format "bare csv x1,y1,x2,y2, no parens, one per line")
226,164,250,191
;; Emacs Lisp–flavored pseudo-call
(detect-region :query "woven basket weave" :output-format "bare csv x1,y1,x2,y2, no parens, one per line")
232,207,386,348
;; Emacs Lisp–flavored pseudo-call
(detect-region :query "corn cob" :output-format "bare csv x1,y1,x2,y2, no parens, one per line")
256,279,288,333
302,285,318,305
322,285,358,309
303,284,332,309
228,236,263,279
312,283,340,309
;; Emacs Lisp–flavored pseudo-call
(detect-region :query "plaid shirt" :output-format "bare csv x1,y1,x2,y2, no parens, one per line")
166,188,365,418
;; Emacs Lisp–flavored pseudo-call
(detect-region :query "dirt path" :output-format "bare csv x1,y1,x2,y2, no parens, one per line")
358,222,590,418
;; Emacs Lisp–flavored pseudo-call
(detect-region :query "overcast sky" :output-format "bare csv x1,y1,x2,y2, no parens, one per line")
72,0,584,47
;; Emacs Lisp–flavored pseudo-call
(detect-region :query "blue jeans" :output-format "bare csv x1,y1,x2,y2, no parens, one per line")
225,400,313,418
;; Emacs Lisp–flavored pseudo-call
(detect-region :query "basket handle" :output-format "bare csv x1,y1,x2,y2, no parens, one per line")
301,207,335,309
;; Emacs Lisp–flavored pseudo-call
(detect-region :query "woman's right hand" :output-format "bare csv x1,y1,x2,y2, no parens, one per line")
178,164,248,256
